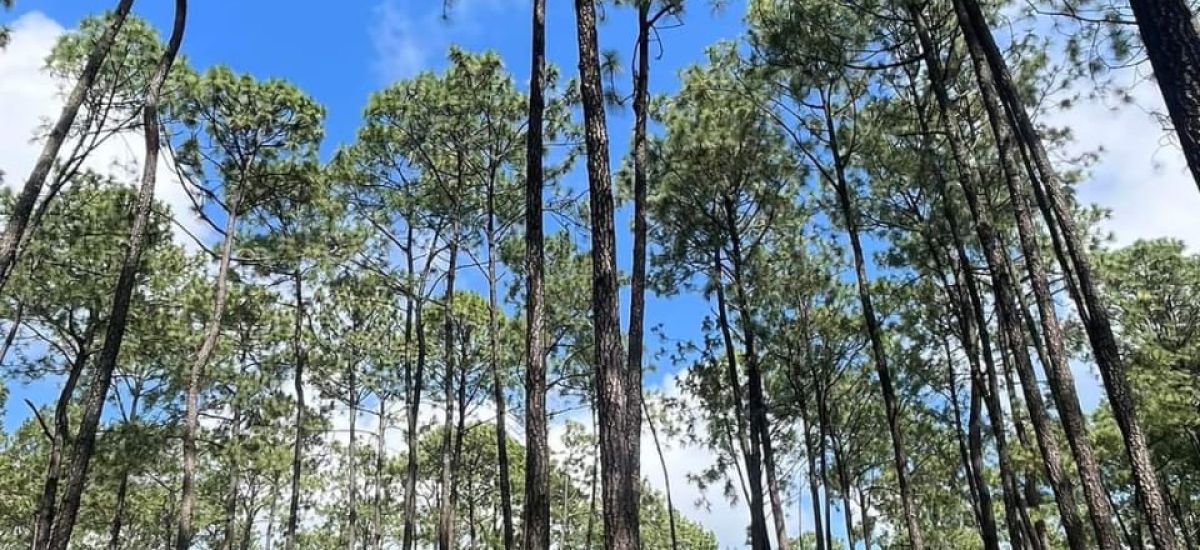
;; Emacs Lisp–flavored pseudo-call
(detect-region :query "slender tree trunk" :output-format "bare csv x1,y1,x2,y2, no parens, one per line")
400,224,429,550
907,6,1087,547
719,197,789,550
628,6,674,550
348,367,359,550
829,420,857,549
822,93,924,550
714,255,771,550
486,178,515,550
285,270,305,550
46,6,186,547
0,0,136,289
221,408,243,550
1128,0,1200,191
573,2,640,548
373,397,386,550
0,302,22,366
949,3,1123,546
438,239,458,550
107,390,141,550
642,396,679,550
522,2,550,549
800,412,826,550
956,2,1179,546
32,325,95,550
175,189,244,550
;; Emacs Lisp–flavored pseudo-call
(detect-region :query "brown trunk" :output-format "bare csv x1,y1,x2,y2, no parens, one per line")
373,397,386,550
285,271,305,550
628,6,674,550
46,5,186,547
719,196,789,550
714,253,771,550
438,239,458,550
908,5,1087,546
950,3,1123,546
32,324,96,550
0,302,22,366
798,398,826,550
176,188,244,550
522,2,550,549
107,390,141,550
958,2,1179,546
486,173,515,550
221,408,243,550
401,223,426,550
348,362,359,550
822,89,924,550
573,1,640,548
642,396,679,550
0,0,136,288
1128,0,1200,191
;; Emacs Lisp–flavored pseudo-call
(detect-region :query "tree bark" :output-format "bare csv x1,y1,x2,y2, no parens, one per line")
908,5,1087,546
522,2,550,549
348,363,360,550
714,253,771,550
46,5,186,547
400,221,422,550
221,408,243,550
1128,0,1200,192
285,271,305,550
573,1,640,549
32,324,96,550
437,239,458,550
0,0,136,289
486,168,515,550
175,188,243,550
822,89,925,550
956,2,1180,546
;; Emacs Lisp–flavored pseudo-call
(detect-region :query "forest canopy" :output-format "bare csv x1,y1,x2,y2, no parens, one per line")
1,0,1200,549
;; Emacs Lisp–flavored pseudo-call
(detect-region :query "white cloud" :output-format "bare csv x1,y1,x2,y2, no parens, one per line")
1044,60,1200,251
0,11,207,251
368,0,527,83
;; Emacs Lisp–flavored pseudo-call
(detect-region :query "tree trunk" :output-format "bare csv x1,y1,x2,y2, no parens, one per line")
800,410,826,550
373,397,386,550
175,189,244,550
714,254,771,550
907,5,1087,547
0,302,22,366
522,2,550,549
629,6,674,550
401,222,427,550
642,396,679,550
32,324,96,550
438,239,458,550
0,0,136,289
949,3,1123,546
221,408,243,550
348,365,359,550
46,5,186,547
285,270,305,550
957,2,1180,546
107,390,141,550
719,196,789,550
1128,0,1200,191
572,1,640,549
486,173,515,550
822,91,925,550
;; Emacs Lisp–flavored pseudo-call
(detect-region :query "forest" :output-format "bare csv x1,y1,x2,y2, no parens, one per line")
0,0,1198,548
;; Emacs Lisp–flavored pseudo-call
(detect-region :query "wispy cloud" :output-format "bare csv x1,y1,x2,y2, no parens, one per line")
368,0,527,83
